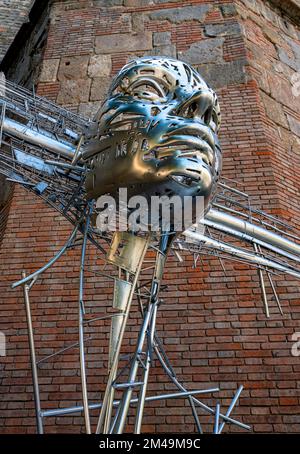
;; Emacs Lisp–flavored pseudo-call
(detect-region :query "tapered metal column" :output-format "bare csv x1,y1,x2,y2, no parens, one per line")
22,272,44,434
112,232,174,434
95,233,150,434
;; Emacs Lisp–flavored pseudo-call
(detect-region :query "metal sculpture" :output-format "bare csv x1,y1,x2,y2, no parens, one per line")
0,57,300,434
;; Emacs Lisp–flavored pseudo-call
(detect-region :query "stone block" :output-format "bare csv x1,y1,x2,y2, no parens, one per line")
262,24,284,46
88,55,112,78
94,0,124,5
95,32,152,54
90,77,111,102
78,102,101,120
269,73,298,111
287,114,300,137
178,38,224,65
277,36,300,72
261,92,289,128
39,59,60,83
58,56,89,81
220,4,237,17
57,79,91,105
153,31,171,47
124,0,152,5
204,23,241,37
149,5,212,23
153,44,176,58
196,59,247,89
132,12,145,32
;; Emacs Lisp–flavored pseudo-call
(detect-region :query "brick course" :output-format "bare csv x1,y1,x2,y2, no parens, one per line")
0,0,300,433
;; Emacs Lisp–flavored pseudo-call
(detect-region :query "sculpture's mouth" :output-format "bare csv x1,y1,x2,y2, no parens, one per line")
146,123,217,188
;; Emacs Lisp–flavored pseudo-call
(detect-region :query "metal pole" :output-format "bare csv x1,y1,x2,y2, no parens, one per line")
22,272,44,434
41,388,220,418
13,223,80,289
154,341,250,431
214,403,220,434
95,234,150,434
134,301,158,433
78,203,93,434
254,244,269,317
112,305,154,433
218,385,243,434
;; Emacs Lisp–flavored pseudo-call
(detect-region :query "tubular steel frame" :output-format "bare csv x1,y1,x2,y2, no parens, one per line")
17,221,250,434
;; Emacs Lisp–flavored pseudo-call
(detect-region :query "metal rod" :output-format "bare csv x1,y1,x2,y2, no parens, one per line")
41,388,219,418
22,272,44,434
36,336,93,365
112,305,154,433
257,245,283,316
134,300,158,434
12,223,80,288
254,244,270,318
267,272,283,315
188,396,203,434
78,203,93,434
214,403,220,434
154,341,250,431
218,385,243,434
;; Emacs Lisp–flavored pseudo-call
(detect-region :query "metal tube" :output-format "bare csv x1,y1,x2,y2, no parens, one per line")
78,203,93,434
205,209,300,257
214,403,220,434
254,244,270,317
267,272,283,315
2,117,75,158
188,396,203,434
22,272,44,434
154,342,250,431
112,305,154,434
41,388,219,418
12,223,80,288
218,385,243,434
184,230,300,280
36,336,93,365
203,218,300,264
134,301,158,434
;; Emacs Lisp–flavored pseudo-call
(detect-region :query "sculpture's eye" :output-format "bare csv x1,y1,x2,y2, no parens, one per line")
126,78,167,103
185,102,198,118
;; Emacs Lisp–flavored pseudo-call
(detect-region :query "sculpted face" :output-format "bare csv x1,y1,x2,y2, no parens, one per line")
83,57,222,225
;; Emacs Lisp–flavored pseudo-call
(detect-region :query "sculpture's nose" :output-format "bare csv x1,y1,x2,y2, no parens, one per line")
177,89,215,125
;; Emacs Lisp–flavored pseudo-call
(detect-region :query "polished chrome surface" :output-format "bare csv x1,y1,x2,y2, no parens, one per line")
83,57,222,222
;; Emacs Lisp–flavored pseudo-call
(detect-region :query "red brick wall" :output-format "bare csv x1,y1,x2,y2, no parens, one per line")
0,0,300,433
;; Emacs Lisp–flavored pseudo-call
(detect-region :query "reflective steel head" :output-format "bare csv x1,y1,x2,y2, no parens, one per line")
83,56,222,228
